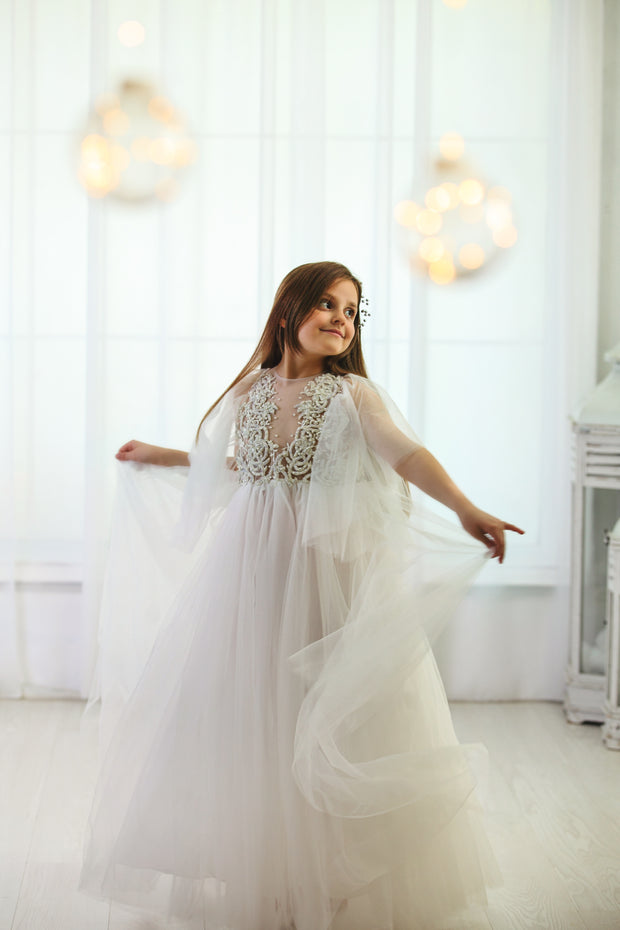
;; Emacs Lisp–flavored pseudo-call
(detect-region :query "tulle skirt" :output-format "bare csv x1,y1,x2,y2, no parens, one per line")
79,478,502,930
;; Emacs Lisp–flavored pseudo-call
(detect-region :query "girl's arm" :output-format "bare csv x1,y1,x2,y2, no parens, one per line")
395,447,525,564
349,379,525,563
115,440,189,467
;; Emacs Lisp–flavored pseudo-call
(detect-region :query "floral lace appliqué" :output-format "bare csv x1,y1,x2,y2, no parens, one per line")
235,371,343,486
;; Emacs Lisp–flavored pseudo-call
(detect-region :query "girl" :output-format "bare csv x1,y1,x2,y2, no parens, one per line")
80,261,524,930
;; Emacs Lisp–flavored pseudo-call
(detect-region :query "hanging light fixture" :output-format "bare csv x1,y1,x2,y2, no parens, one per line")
394,132,517,285
77,78,197,203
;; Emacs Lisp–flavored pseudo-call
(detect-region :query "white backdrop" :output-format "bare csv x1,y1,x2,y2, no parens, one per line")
0,0,604,698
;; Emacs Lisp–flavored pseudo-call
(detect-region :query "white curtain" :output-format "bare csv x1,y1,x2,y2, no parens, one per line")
0,0,603,697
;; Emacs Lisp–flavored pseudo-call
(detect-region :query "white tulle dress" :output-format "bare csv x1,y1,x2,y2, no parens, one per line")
79,368,503,930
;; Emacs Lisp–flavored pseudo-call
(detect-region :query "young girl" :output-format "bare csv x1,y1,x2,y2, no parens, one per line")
80,261,524,930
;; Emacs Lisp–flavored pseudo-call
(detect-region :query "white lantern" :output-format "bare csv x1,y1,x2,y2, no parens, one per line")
602,518,620,749
564,342,620,725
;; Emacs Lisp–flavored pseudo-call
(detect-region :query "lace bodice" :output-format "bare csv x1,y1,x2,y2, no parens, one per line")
235,370,343,486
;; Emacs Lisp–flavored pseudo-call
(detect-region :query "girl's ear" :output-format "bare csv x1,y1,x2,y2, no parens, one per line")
280,319,286,328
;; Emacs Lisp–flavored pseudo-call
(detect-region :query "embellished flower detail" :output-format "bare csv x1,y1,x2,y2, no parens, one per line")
235,371,343,486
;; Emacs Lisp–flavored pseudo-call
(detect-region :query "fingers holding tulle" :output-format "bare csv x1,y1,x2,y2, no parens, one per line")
493,521,527,562
476,531,497,553
115,440,142,461
483,529,503,562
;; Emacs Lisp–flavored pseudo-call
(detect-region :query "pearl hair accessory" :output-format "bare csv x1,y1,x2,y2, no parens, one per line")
358,296,371,328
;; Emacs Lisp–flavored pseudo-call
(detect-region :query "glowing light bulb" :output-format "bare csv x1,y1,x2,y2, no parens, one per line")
485,200,513,231
439,132,465,161
149,137,176,165
394,200,421,227
81,134,106,156
419,237,445,263
118,20,145,47
459,243,485,270
425,186,451,212
458,178,485,205
78,135,119,196
428,257,456,285
415,209,442,235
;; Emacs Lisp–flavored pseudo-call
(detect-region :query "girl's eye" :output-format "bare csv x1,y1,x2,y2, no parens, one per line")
318,298,356,319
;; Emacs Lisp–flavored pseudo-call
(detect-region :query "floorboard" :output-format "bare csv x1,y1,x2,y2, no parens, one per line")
2,699,619,930
451,702,620,930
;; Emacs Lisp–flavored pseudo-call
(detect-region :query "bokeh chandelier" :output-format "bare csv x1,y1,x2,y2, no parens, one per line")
394,132,517,285
78,78,197,203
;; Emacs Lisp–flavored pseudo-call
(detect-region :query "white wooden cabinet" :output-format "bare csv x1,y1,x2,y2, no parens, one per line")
602,519,620,748
564,344,620,733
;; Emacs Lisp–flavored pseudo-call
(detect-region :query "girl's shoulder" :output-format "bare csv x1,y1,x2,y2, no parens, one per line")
340,372,383,400
313,371,378,406
339,374,406,426
230,368,266,399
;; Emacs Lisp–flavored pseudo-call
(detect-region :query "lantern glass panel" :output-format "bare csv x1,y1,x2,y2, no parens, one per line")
580,486,620,674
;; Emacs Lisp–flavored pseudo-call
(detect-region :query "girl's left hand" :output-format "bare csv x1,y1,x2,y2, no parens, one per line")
457,504,525,564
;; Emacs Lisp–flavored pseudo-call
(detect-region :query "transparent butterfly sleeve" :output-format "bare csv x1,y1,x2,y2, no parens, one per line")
291,374,491,826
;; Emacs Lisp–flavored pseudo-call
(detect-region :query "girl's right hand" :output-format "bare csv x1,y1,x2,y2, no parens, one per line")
115,440,162,465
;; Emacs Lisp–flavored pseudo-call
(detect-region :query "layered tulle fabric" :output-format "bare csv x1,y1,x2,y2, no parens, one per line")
80,372,502,929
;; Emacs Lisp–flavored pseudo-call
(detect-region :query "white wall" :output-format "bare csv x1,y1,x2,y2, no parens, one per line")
598,0,620,379
0,584,84,698
0,0,608,700
435,584,571,700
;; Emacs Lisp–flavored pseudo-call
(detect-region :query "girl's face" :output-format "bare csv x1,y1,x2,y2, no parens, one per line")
295,277,359,360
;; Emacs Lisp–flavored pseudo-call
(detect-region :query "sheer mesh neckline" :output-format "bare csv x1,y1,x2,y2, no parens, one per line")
271,369,325,382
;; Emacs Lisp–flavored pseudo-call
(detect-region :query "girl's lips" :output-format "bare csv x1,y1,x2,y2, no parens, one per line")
321,329,344,338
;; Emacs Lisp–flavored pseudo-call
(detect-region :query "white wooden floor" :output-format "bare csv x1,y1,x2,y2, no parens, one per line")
1,699,619,930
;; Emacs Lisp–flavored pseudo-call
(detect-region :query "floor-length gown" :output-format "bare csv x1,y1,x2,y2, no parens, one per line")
79,368,503,930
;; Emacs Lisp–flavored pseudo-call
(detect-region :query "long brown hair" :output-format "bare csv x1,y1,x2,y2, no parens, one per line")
195,261,369,441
